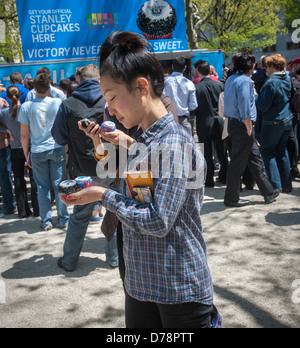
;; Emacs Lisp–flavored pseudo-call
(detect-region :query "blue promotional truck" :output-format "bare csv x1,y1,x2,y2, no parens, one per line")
0,49,224,88
1,0,224,87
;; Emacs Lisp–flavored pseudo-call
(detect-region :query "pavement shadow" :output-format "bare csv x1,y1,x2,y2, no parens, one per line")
0,218,44,235
72,306,125,328
265,209,300,227
1,254,111,280
214,285,290,328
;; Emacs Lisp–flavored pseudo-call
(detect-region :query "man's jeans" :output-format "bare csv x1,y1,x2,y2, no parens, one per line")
0,147,15,214
31,147,69,230
105,231,119,267
260,120,293,191
61,176,118,271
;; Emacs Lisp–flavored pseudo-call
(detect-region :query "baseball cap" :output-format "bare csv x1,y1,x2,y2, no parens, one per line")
288,58,300,68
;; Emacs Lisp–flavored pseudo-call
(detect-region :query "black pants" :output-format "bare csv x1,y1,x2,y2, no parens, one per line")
125,291,213,328
225,137,255,190
117,222,126,285
225,119,274,202
197,117,228,186
10,148,39,217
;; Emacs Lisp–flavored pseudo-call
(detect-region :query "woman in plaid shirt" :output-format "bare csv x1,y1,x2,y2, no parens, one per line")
61,31,218,328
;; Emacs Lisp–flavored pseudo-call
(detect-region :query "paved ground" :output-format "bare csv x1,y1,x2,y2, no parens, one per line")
0,180,299,328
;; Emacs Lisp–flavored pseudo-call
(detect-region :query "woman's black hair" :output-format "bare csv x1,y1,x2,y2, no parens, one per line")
99,31,164,97
233,53,256,75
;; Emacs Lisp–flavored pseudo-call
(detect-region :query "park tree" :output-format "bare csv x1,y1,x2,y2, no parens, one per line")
185,0,221,49
0,0,23,63
186,0,287,55
281,0,300,29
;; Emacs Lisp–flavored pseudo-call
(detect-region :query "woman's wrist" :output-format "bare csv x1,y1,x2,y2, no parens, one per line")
126,135,134,149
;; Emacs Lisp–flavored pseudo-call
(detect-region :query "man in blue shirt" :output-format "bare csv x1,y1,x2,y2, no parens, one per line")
224,53,278,207
0,72,29,105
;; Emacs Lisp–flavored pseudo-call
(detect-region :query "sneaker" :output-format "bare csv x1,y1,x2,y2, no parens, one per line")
40,224,53,232
107,261,119,269
0,213,4,218
91,216,101,223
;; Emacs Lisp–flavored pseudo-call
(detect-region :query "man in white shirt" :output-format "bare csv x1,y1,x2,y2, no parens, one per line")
163,57,198,135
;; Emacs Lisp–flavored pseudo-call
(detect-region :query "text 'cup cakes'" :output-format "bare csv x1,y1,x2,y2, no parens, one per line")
137,0,177,40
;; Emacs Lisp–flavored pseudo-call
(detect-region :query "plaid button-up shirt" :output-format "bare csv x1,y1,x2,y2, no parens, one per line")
102,113,214,305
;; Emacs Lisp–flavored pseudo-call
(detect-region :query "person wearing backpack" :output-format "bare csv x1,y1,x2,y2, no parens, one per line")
256,54,293,192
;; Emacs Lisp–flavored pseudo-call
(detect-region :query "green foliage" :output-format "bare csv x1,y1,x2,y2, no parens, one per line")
193,0,286,55
0,0,23,63
281,0,300,29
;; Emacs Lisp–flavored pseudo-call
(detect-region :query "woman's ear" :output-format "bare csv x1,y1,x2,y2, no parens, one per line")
136,77,149,96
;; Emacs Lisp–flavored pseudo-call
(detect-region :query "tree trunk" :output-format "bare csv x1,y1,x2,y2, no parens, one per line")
185,0,199,49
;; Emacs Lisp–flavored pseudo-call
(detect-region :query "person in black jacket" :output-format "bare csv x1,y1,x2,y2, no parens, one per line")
52,64,115,272
194,60,228,187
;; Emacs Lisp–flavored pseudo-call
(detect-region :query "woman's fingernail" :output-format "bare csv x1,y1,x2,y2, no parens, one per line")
67,196,72,200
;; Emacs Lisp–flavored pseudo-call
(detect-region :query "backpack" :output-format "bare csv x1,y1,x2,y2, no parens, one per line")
290,77,300,114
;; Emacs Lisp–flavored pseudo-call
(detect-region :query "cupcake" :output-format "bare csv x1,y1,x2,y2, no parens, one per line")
75,176,95,190
101,121,116,132
137,0,177,40
59,180,79,195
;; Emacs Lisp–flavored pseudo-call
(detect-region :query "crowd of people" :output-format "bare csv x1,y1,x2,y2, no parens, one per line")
0,30,299,327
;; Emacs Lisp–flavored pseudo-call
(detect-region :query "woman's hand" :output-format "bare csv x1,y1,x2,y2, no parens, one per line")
78,121,108,155
101,129,134,149
0,98,9,108
59,186,108,206
78,121,102,143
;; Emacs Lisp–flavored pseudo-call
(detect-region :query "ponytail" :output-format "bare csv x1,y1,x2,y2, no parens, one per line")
7,86,21,120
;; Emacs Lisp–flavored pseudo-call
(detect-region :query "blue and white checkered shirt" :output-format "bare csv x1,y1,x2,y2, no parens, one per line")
102,113,214,305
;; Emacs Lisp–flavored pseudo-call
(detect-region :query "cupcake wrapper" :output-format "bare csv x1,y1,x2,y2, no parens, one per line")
75,177,95,190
